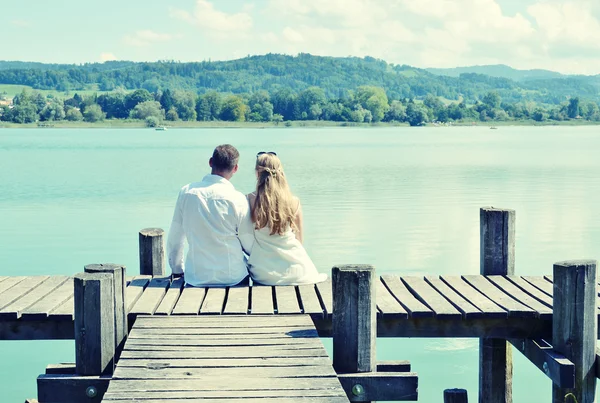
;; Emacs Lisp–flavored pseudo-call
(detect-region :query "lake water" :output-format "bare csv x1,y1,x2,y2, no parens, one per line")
1,126,599,402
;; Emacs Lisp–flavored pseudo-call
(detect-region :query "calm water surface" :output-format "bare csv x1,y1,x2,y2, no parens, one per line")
1,126,599,402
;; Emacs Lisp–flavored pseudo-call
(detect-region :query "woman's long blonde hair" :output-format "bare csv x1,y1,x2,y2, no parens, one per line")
252,153,297,235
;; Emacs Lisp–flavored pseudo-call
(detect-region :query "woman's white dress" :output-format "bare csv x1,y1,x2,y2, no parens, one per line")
247,223,327,286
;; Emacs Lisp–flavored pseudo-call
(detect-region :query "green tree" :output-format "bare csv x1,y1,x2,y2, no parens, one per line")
97,90,127,119
172,90,197,121
83,104,106,122
355,86,389,122
567,97,580,119
145,116,160,127
130,101,164,120
124,89,153,114
297,87,326,120
482,91,501,109
220,95,247,121
406,103,428,126
196,91,222,121
39,100,66,121
65,108,83,121
7,103,38,123
166,107,179,121
271,88,297,120
384,100,407,122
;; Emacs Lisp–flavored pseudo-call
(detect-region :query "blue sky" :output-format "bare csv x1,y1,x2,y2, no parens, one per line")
1,0,599,74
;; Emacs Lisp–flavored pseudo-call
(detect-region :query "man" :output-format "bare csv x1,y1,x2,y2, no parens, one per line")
167,144,254,286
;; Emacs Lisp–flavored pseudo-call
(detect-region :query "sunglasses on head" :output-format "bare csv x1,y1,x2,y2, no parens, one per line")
256,151,277,157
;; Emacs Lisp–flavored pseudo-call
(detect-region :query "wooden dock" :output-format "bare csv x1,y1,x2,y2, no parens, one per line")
102,315,349,402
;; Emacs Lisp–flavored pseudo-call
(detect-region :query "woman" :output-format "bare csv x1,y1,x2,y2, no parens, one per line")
247,152,327,285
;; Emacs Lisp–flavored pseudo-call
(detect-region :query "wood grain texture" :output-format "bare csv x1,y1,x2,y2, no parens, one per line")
21,278,74,320
222,285,249,314
376,278,408,318
171,285,206,315
154,277,184,315
297,284,324,315
129,276,170,316
402,276,461,319
275,286,301,314
440,276,507,318
139,228,165,276
0,276,68,319
250,285,274,314
200,287,226,314
381,275,433,318
444,388,468,403
425,276,483,319
315,279,333,316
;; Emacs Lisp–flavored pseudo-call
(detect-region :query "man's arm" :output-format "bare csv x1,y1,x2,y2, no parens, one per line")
237,195,255,255
166,189,186,275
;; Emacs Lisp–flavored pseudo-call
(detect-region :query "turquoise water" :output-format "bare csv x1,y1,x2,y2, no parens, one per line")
1,126,600,402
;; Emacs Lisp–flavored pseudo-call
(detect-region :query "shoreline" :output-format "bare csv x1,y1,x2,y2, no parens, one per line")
0,119,598,129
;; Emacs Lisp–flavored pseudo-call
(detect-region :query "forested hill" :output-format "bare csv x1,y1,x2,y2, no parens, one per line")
1,54,599,104
426,64,567,81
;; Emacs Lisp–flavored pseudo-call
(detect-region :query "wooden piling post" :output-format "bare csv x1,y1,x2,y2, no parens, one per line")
551,260,597,403
479,207,515,403
74,272,115,375
84,264,127,355
139,228,165,276
332,264,376,374
444,388,468,403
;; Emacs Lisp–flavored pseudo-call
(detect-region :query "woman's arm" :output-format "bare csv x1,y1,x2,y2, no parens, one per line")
294,200,304,244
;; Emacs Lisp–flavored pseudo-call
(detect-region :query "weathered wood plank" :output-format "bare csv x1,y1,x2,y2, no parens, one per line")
48,295,74,320
171,285,206,315
154,277,184,315
275,286,302,314
401,276,461,319
116,356,331,368
508,338,574,388
139,228,165,276
22,278,74,320
124,276,151,313
444,388,468,403
376,278,408,318
133,314,315,327
463,275,536,317
104,398,348,403
124,337,321,347
200,287,226,314
0,319,73,340
112,365,336,379
222,285,249,314
487,275,552,319
128,331,318,340
250,285,274,314
297,284,324,315
37,374,109,403
337,372,419,402
103,389,346,399
506,276,554,308
120,347,328,359
0,276,69,319
0,276,49,311
381,275,433,318
0,276,27,295
522,276,554,297
128,276,170,316
440,276,507,318
315,279,332,315
425,275,483,319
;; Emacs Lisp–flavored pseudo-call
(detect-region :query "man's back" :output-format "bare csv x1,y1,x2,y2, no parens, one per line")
167,174,253,287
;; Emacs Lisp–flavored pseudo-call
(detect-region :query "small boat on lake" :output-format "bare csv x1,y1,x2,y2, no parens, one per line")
155,126,168,131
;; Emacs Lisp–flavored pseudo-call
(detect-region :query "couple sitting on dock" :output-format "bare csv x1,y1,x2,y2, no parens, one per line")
166,144,327,287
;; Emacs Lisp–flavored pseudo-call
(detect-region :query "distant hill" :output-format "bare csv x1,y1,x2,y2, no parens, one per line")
0,55,599,104
426,64,567,81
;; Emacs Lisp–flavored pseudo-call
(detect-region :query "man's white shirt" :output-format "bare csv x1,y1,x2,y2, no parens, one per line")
167,174,254,287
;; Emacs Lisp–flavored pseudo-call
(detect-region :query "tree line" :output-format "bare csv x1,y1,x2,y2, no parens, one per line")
1,85,598,126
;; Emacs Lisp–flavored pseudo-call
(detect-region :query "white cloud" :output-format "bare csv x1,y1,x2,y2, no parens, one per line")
124,30,180,47
100,53,117,62
170,0,253,33
282,27,304,43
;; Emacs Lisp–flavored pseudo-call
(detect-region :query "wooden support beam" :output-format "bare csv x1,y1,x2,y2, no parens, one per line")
74,272,115,375
444,388,468,403
479,207,515,403
37,373,109,403
46,363,76,375
337,372,418,402
377,360,411,372
508,338,574,388
552,260,597,403
332,264,376,374
139,228,165,276
595,347,600,379
0,320,73,340
84,264,127,356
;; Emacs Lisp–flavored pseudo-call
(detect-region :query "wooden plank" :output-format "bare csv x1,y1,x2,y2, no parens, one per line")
381,275,433,318
154,277,184,315
133,314,315,327
444,389,468,403
0,276,69,319
463,275,536,317
275,286,301,314
401,276,461,319
37,374,109,403
376,278,408,318
120,344,328,359
338,372,419,402
0,276,27,295
104,377,343,392
129,327,317,337
250,285,274,314
124,275,151,313
506,276,554,307
113,365,337,379
128,276,169,316
171,285,206,315
440,276,507,318
200,287,226,314
22,278,74,320
116,356,330,368
508,338,574,388
425,276,483,319
49,295,74,320
104,398,349,403
315,279,332,315
222,285,249,314
104,389,346,399
298,284,324,315
128,332,318,340
124,337,321,347
0,276,50,311
487,275,553,319
522,276,554,297
139,228,165,276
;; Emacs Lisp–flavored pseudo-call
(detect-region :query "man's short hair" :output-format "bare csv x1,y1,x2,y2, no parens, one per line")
211,144,239,172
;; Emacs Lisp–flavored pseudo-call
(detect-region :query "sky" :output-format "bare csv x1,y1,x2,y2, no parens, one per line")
1,0,600,75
